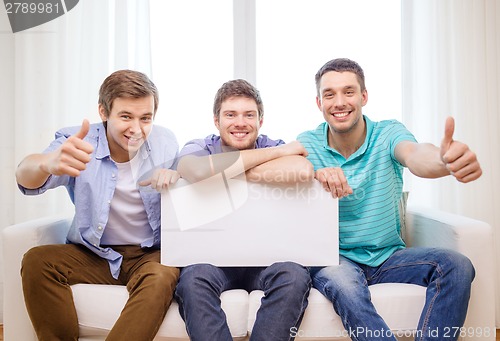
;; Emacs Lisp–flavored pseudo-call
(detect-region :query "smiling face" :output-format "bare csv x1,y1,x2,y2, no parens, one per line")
214,96,263,150
99,95,154,163
316,71,368,136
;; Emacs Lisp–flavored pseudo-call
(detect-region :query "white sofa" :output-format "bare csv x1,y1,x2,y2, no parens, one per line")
3,185,496,340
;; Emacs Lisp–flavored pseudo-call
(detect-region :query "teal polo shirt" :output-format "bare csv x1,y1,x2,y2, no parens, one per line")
297,116,417,267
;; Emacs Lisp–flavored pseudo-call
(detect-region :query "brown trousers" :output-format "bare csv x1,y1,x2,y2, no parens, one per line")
21,244,179,341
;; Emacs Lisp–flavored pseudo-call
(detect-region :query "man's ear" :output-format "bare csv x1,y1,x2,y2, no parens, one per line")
362,89,368,106
316,96,322,111
213,115,220,130
98,104,108,122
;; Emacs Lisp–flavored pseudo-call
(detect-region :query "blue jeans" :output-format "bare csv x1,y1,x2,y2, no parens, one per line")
175,262,311,341
311,247,475,341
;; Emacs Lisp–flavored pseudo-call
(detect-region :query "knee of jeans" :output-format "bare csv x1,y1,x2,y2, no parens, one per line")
313,266,366,299
446,250,476,283
266,262,311,290
176,264,221,297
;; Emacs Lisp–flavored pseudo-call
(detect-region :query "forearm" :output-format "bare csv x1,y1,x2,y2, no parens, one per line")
245,156,314,184
402,143,450,178
225,146,292,179
178,145,298,183
16,154,52,189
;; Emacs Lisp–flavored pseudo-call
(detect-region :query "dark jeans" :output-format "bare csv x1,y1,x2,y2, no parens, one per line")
175,262,311,341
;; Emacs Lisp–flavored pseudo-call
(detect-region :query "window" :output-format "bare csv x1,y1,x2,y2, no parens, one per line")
150,0,233,146
150,0,401,146
256,0,401,142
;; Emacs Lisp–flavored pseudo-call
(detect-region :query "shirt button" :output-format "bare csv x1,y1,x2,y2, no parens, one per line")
111,174,116,178
108,200,111,205
93,243,97,247
98,226,103,230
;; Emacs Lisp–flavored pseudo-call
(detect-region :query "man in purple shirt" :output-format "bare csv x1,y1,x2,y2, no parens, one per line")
174,79,314,341
16,70,180,341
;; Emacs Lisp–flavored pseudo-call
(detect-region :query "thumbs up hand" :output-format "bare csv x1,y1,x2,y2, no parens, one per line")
45,119,95,177
439,117,482,183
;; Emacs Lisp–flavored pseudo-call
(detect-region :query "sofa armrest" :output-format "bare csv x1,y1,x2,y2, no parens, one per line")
2,215,72,341
405,206,495,340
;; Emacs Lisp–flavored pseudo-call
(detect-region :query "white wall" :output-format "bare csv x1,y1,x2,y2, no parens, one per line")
0,7,15,324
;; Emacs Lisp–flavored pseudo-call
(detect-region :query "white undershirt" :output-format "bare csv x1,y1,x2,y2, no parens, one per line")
101,155,152,245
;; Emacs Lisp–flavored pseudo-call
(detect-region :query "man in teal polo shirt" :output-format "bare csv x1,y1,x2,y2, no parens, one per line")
297,58,482,341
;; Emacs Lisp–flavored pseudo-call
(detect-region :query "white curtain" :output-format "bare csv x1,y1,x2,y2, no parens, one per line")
401,0,500,326
0,0,152,323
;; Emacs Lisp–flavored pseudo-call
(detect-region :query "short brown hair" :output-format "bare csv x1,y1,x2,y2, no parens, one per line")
315,58,366,95
98,70,159,118
213,79,264,119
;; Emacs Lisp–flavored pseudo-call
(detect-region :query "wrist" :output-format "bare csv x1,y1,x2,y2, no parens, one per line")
38,158,52,176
